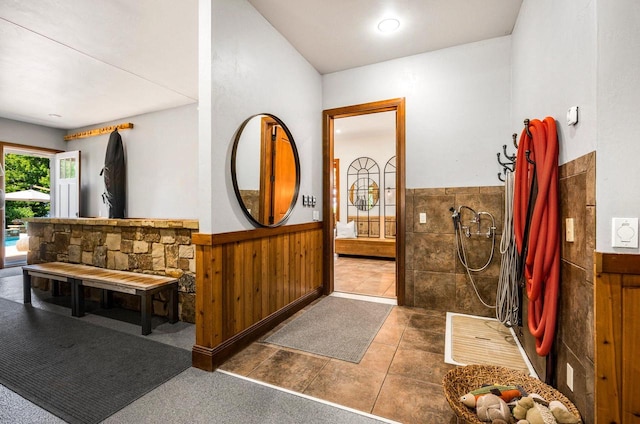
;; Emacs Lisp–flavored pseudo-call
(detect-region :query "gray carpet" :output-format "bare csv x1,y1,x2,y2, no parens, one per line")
0,298,191,424
265,296,392,363
105,369,392,423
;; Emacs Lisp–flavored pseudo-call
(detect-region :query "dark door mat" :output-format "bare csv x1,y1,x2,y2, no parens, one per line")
0,298,191,424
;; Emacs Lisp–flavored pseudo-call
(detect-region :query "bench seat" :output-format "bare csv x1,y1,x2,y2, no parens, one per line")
23,262,179,335
335,237,396,259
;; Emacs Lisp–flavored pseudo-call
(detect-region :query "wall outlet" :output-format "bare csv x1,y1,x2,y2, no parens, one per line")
565,218,575,242
612,217,639,248
566,363,574,391
419,212,426,224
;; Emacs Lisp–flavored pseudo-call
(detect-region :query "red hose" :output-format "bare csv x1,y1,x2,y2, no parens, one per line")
513,117,560,357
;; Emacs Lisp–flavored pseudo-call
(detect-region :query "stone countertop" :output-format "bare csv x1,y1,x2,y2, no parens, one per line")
24,217,199,230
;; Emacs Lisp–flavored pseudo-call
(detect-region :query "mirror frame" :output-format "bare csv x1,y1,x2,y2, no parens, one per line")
231,113,301,228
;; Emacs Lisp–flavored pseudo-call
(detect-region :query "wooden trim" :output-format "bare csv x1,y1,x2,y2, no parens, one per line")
395,99,406,302
192,286,322,371
595,252,640,275
322,98,406,304
594,251,640,423
193,222,322,246
64,123,133,141
0,142,64,155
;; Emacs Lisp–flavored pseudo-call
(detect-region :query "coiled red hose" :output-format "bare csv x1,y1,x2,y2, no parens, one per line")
513,117,560,357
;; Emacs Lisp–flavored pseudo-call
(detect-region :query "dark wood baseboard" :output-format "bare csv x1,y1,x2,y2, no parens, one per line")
192,286,323,371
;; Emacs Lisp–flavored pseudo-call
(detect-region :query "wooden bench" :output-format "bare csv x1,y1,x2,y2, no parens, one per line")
335,237,396,259
22,262,179,335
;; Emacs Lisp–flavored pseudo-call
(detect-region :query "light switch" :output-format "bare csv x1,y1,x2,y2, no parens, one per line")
612,217,639,248
565,218,575,242
312,210,319,221
419,212,426,224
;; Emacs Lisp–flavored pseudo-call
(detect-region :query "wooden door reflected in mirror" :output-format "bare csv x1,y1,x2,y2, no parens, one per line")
231,114,300,227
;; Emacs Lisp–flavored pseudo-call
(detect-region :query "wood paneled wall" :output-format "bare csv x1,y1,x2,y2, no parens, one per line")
594,252,640,423
192,222,323,371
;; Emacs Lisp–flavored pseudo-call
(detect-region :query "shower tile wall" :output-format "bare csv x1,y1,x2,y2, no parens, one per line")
517,151,595,424
405,186,504,318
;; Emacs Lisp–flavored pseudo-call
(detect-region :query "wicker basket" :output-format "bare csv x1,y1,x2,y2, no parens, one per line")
442,365,581,424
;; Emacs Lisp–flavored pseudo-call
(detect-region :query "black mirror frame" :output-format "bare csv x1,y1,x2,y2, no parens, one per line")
230,113,300,228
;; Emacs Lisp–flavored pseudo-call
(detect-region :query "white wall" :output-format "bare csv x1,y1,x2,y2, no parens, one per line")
199,0,322,233
596,0,640,253
334,118,396,223
66,104,198,219
0,118,66,151
511,0,597,165
323,36,512,189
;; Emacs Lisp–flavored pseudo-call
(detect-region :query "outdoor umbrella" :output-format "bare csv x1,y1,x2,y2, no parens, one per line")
5,188,50,202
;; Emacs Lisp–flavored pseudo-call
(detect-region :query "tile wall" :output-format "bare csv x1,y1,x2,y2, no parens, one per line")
517,151,595,423
405,186,504,318
404,151,595,423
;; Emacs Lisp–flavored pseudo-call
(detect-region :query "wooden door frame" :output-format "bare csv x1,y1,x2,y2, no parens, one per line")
322,98,406,305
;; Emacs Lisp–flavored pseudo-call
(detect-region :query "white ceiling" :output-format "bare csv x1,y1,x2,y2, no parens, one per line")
0,0,198,130
248,0,522,74
0,0,522,131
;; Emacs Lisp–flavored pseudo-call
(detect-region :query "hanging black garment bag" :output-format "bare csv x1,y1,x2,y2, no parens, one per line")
101,129,126,218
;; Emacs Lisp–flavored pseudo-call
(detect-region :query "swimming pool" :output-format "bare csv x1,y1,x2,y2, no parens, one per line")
5,236,19,247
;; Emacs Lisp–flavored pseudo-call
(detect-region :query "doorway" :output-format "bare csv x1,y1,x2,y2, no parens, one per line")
1,145,58,268
322,98,406,305
0,144,53,268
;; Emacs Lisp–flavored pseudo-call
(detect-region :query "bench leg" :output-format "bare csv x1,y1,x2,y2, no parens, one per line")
22,269,31,304
70,278,85,317
52,280,61,297
168,284,178,324
100,290,114,309
141,293,152,335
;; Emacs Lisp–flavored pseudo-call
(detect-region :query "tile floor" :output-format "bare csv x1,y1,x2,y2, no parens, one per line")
221,255,461,423
220,300,458,423
333,256,396,298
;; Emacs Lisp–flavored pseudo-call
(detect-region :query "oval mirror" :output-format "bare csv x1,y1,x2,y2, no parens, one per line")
231,114,300,227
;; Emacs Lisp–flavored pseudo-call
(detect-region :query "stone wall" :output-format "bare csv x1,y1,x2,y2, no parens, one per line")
405,186,504,318
26,218,198,323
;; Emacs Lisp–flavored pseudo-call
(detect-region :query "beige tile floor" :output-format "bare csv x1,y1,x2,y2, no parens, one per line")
333,256,396,298
220,257,461,423
221,302,458,423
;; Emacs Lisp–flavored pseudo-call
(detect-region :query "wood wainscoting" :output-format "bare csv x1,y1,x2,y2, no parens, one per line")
594,252,640,423
192,222,323,371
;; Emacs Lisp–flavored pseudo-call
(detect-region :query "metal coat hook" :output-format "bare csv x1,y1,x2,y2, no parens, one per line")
497,152,514,171
525,150,535,165
524,119,532,138
512,133,519,149
497,172,505,182
502,144,516,161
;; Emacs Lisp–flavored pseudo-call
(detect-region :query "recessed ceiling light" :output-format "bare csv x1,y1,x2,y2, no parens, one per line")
335,129,342,134
48,113,62,118
377,18,400,33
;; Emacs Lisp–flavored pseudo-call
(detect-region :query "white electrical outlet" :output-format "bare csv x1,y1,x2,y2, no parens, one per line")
419,212,426,224
612,217,639,248
566,363,574,392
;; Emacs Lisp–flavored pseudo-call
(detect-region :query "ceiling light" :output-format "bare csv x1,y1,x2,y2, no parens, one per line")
377,18,400,33
335,129,342,134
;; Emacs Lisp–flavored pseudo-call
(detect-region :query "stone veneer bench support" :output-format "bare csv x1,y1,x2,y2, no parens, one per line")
23,262,178,335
